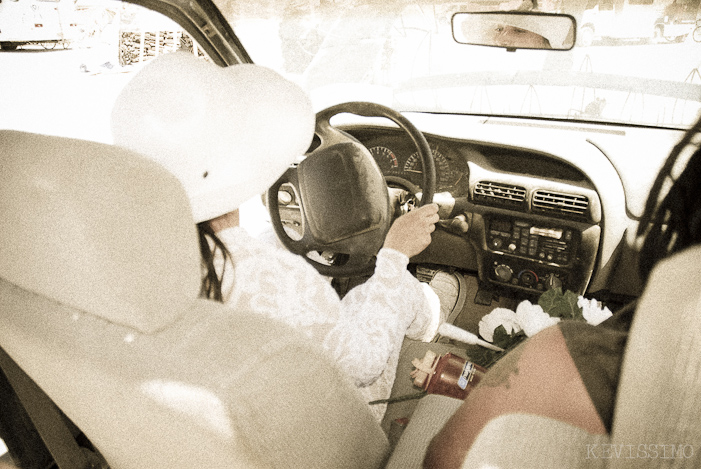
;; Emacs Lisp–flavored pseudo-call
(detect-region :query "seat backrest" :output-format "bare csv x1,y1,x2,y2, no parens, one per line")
0,130,388,468
609,245,701,468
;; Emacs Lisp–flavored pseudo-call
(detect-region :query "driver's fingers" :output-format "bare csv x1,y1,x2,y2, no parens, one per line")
421,202,439,212
418,212,439,231
414,203,439,218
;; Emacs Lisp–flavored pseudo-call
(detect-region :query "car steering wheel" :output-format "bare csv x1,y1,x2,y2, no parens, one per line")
267,101,436,277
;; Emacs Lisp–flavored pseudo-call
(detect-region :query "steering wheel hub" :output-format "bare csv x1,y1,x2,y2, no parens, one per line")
298,141,389,246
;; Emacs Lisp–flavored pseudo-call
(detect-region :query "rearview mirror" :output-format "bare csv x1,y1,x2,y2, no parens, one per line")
452,12,576,51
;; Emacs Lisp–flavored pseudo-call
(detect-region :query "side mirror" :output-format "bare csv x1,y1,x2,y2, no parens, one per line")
452,11,576,51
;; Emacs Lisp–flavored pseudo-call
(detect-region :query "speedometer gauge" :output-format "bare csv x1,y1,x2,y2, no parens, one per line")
404,148,452,189
368,146,399,173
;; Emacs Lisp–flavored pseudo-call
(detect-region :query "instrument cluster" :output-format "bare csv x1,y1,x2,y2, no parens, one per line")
359,133,470,197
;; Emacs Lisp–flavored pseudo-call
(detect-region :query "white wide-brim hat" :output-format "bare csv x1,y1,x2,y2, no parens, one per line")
112,51,314,223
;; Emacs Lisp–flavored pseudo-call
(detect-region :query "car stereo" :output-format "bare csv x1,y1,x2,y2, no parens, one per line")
487,218,577,265
484,217,580,292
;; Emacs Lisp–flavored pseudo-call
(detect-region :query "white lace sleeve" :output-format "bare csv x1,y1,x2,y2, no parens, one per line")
327,248,437,386
217,228,437,396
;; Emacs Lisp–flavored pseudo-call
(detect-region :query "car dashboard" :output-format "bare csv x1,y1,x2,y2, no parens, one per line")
278,112,683,300
343,121,608,297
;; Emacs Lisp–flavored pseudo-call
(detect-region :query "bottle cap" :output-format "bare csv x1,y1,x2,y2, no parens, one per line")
410,350,438,388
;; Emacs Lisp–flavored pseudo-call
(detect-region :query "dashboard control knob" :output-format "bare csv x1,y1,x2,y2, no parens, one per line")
545,273,563,290
491,237,504,250
494,264,513,282
508,243,517,252
519,270,538,287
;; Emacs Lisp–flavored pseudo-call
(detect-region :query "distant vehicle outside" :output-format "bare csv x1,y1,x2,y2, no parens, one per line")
0,0,80,50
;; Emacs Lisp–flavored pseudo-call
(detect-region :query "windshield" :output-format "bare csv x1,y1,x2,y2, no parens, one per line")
223,0,701,128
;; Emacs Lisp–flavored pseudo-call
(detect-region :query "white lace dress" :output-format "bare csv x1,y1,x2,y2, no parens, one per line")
215,227,440,421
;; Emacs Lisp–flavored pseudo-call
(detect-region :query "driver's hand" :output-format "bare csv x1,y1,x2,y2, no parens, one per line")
383,203,439,258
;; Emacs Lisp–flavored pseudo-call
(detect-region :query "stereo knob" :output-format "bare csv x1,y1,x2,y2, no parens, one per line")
494,264,513,282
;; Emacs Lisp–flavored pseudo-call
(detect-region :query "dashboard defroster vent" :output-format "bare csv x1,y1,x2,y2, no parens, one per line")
532,190,588,218
474,181,527,208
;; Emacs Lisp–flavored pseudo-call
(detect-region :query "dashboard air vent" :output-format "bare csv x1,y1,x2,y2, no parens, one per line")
532,190,588,217
474,181,527,208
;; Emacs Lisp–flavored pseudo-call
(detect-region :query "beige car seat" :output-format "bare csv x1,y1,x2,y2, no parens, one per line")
0,130,389,468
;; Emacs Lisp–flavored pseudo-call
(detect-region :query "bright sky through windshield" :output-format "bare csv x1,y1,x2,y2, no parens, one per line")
226,0,701,128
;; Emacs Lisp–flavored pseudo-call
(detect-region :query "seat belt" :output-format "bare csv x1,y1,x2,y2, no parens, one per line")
0,345,95,469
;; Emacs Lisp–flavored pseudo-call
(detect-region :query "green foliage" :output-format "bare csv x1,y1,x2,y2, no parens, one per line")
491,325,523,349
537,287,583,320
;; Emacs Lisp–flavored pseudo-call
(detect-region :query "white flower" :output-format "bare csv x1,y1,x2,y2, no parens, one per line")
514,300,561,337
578,296,613,326
478,308,522,343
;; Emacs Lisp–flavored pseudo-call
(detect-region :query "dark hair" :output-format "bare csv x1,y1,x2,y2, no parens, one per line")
637,115,701,283
197,222,232,302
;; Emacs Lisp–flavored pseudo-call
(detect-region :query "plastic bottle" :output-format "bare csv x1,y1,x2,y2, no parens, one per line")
410,350,486,400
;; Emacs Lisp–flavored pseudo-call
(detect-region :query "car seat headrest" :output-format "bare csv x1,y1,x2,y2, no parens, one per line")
0,131,201,333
